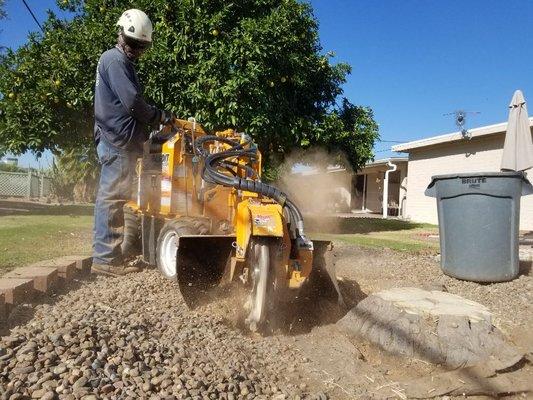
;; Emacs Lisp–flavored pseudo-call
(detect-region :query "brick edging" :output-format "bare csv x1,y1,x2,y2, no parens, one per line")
0,255,92,325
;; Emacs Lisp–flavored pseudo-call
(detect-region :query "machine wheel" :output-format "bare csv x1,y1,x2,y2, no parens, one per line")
122,206,141,258
245,238,277,332
156,218,208,279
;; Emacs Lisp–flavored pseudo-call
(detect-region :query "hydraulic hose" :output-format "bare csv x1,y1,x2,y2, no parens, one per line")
195,135,307,237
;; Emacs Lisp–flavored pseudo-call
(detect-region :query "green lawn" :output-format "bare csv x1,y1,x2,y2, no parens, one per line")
307,216,440,254
0,202,93,273
0,201,438,276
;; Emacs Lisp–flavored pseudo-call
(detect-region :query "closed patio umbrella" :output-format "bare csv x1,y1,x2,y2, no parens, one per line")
501,90,533,171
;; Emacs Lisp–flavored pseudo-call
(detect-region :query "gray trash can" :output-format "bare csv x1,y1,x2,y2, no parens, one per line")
425,172,533,282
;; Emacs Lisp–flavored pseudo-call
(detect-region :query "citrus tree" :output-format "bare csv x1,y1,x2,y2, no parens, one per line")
0,0,378,177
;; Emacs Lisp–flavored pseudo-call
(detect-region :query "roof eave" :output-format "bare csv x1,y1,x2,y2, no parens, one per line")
392,118,533,153
363,157,408,168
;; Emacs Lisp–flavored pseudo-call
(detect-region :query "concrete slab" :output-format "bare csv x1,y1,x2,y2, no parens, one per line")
4,266,58,293
0,278,34,304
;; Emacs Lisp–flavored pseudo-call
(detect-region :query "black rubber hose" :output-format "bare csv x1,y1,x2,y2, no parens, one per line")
204,149,256,186
195,135,244,156
196,135,307,236
220,161,258,179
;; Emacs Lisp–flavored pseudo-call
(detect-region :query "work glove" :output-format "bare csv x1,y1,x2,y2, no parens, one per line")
160,110,175,126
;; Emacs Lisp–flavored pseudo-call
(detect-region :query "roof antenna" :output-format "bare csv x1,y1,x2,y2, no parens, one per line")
443,110,480,140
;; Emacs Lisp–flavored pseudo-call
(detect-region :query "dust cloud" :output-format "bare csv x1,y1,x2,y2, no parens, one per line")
272,148,355,235
274,148,353,216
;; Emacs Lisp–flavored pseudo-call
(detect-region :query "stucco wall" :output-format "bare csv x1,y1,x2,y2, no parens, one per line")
404,133,533,230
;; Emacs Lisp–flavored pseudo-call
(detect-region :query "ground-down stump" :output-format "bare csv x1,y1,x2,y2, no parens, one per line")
337,287,522,368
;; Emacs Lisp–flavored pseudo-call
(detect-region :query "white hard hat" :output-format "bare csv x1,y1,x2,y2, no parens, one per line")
116,9,153,44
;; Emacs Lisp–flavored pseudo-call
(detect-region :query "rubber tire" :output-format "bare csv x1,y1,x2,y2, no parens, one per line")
155,218,209,280
121,206,141,258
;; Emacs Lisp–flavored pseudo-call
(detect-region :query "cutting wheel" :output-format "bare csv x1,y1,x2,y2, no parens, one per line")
245,238,271,332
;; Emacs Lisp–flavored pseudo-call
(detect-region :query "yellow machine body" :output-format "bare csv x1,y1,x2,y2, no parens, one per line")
128,118,342,330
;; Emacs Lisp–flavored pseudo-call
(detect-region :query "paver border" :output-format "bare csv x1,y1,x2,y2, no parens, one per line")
0,256,92,328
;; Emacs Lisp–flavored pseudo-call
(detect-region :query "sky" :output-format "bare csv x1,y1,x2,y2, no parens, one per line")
0,0,72,169
310,0,533,156
1,0,533,167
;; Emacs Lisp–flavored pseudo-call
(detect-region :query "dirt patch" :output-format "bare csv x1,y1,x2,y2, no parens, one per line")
334,244,533,337
271,243,532,398
338,288,522,369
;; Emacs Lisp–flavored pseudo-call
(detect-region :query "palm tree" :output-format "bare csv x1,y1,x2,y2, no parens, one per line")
51,147,99,202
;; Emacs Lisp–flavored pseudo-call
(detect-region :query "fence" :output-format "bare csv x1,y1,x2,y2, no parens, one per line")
0,171,53,198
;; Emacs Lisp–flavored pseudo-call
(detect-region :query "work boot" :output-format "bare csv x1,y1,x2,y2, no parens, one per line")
91,263,141,277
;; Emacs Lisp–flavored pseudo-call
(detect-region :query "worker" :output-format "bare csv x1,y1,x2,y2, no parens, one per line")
92,9,172,276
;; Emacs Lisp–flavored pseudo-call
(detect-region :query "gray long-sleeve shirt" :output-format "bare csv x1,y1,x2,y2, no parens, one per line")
94,46,161,150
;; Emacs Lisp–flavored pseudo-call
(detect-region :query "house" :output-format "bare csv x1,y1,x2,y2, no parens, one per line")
352,158,408,217
282,159,408,217
392,118,533,231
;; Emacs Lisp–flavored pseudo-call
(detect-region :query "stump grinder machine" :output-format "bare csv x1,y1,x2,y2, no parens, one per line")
124,118,344,332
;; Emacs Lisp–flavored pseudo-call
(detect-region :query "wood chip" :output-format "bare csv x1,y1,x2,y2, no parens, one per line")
391,387,407,399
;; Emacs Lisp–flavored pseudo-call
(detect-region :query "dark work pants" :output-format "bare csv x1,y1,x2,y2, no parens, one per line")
92,139,138,266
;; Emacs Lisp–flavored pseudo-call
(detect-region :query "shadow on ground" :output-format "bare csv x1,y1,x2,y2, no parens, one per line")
519,259,532,276
278,278,367,335
0,200,94,216
191,276,367,337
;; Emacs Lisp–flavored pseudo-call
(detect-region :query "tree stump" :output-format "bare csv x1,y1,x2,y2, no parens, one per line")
337,287,521,368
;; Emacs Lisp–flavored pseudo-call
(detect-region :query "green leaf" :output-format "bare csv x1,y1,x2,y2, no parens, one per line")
0,0,378,179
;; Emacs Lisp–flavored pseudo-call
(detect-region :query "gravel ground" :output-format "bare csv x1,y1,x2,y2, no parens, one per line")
0,271,327,400
1,243,531,400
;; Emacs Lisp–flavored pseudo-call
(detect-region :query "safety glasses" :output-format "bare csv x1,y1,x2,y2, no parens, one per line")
123,35,151,51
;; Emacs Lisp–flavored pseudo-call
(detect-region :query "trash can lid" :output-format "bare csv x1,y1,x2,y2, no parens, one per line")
429,171,526,181
424,171,533,197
